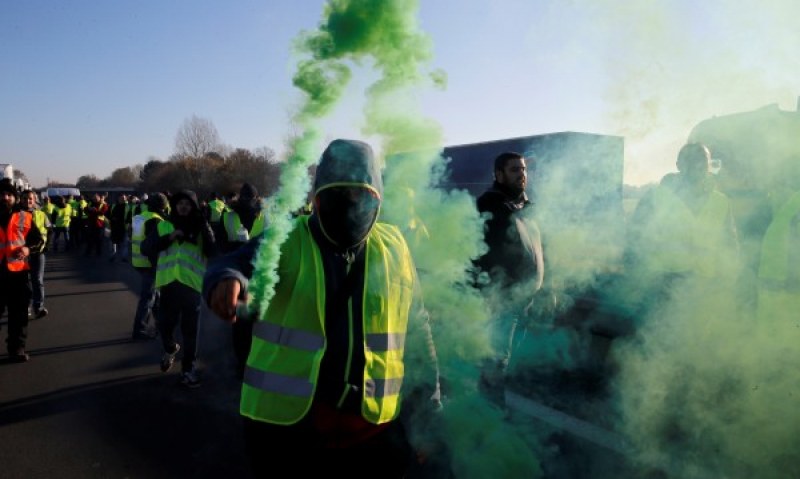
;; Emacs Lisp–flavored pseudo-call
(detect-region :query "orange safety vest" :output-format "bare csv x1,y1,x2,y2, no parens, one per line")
0,211,33,272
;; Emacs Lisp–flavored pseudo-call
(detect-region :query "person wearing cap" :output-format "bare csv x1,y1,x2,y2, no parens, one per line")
0,179,45,362
129,193,168,340
143,190,216,387
203,139,441,475
217,182,267,378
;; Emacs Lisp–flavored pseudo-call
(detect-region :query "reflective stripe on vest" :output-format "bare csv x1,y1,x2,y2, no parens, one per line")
154,221,206,291
1,211,32,272
759,190,800,283
131,212,163,268
223,211,266,241
240,216,414,426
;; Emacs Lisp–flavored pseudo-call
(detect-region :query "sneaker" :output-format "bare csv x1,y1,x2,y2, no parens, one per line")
8,348,30,363
160,344,180,372
35,307,48,319
181,369,202,388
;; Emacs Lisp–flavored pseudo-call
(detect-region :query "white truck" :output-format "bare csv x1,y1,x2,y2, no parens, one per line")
0,163,30,191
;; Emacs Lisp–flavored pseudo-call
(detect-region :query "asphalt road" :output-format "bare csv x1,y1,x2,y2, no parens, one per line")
0,248,252,479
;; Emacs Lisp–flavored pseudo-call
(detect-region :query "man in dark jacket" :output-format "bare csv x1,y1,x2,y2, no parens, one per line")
474,152,546,395
217,182,267,378
203,139,441,476
1,179,45,362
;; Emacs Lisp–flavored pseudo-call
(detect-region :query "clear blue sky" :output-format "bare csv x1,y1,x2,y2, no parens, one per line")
2,0,798,187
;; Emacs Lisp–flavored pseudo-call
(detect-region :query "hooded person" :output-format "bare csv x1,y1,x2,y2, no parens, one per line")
0,178,45,362
219,182,266,254
142,189,217,387
219,182,269,378
202,139,441,476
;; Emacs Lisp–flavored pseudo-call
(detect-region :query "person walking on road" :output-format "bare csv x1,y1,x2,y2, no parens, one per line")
129,193,168,340
0,179,45,362
143,190,216,387
203,139,442,476
217,182,267,379
21,190,50,319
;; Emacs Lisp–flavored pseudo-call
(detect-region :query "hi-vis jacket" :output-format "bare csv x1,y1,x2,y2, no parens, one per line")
154,220,207,292
1,211,33,272
634,185,733,277
208,198,227,223
759,190,800,285
240,215,415,426
223,209,266,242
131,211,163,268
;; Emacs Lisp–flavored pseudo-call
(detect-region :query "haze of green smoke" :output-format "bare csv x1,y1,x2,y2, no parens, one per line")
249,1,543,476
608,127,800,477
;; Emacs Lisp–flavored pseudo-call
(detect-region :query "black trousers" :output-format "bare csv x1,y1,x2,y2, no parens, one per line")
243,412,413,478
1,271,32,353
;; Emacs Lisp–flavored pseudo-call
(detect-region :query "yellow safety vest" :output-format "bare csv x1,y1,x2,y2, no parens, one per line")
759,190,800,283
55,205,72,228
757,190,800,323
241,216,415,426
209,199,227,223
32,210,49,253
131,211,163,268
154,220,207,292
639,186,731,277
223,210,266,242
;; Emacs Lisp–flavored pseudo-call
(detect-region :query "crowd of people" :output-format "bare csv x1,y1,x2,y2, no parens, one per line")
1,135,796,476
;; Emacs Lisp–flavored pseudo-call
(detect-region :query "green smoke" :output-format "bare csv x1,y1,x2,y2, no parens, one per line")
248,1,542,476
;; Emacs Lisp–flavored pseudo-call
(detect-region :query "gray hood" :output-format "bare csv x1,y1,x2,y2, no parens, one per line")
313,139,383,199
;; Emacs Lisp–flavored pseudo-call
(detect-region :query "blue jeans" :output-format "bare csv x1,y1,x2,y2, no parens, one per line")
132,268,159,335
29,253,45,311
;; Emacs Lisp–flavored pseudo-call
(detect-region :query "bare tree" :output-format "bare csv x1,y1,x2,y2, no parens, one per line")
174,115,222,159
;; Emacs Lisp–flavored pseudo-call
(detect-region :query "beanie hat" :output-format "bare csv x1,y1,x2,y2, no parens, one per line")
147,193,169,213
0,178,18,197
239,183,258,200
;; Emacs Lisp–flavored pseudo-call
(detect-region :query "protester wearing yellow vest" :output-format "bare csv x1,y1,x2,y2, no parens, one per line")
51,196,73,252
204,140,441,476
207,193,227,225
0,179,45,362
143,190,216,387
218,182,267,379
21,190,51,319
626,143,739,308
130,194,168,340
757,188,800,323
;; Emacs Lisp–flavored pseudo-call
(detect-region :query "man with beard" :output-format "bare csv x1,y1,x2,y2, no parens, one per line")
0,179,44,362
473,151,546,400
203,139,441,476
143,190,216,387
218,182,267,378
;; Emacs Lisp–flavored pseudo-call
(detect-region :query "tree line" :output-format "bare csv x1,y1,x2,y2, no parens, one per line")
52,115,284,200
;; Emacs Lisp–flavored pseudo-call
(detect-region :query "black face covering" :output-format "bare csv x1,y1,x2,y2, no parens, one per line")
316,187,380,250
